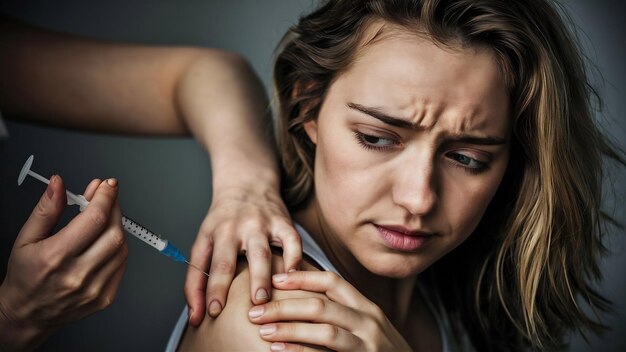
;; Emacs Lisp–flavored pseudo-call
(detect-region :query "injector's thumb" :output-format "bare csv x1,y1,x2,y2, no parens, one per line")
16,175,67,246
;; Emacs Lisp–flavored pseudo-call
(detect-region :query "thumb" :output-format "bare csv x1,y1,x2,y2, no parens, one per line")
16,175,68,246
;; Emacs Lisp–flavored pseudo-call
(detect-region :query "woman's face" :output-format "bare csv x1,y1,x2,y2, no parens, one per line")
302,27,511,278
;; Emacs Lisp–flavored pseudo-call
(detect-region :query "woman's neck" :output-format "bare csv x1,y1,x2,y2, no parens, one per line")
293,201,417,327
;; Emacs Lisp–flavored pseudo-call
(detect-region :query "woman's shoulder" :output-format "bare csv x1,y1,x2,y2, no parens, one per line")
178,254,323,351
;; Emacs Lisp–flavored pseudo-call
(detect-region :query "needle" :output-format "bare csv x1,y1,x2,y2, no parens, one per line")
185,260,210,277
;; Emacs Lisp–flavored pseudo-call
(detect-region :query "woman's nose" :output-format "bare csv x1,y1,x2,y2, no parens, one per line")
391,159,438,216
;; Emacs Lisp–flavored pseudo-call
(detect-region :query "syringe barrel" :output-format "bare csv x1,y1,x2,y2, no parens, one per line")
121,216,167,251
121,216,186,262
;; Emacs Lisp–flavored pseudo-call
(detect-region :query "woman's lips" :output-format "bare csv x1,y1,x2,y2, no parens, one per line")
374,224,434,251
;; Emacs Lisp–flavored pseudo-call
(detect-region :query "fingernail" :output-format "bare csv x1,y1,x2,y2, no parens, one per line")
106,178,118,187
288,268,297,273
270,342,285,351
272,273,287,283
188,307,194,321
255,288,269,301
46,175,57,199
248,306,264,318
208,300,222,317
260,324,276,336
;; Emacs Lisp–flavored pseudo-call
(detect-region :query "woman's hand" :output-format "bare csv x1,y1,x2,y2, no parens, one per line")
248,271,412,352
184,183,302,325
0,176,127,351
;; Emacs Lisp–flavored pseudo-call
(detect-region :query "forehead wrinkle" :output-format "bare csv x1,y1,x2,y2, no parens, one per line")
365,79,505,138
402,98,499,138
345,20,509,139
401,96,441,131
457,105,482,132
438,105,506,140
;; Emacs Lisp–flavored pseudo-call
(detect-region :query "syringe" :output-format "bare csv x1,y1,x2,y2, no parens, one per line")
18,155,209,277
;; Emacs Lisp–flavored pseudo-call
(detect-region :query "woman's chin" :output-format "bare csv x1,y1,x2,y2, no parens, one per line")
361,255,431,279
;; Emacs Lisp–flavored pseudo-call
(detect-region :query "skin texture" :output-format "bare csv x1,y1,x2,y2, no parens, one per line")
181,25,511,351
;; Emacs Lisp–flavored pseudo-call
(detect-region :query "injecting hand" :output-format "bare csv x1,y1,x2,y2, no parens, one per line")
0,176,127,351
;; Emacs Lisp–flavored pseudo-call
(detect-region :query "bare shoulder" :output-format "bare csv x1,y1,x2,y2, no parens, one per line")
178,255,323,351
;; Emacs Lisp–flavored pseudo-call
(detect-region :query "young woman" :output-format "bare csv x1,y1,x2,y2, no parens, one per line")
171,0,624,350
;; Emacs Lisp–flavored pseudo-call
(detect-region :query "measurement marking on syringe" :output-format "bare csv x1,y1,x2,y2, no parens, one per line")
123,217,164,247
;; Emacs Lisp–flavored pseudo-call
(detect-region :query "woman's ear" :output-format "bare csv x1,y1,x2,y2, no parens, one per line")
292,79,320,145
303,120,318,144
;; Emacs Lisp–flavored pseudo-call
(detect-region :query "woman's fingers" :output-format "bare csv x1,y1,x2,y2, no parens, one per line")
245,236,272,304
259,272,409,351
271,271,366,311
258,322,363,351
248,297,360,332
205,236,239,318
271,222,302,272
268,343,322,352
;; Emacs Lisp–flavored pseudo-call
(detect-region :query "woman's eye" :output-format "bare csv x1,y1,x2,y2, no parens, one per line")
354,131,398,150
447,152,489,173
362,134,395,146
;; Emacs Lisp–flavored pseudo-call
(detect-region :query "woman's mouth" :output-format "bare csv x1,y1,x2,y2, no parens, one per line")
373,224,434,251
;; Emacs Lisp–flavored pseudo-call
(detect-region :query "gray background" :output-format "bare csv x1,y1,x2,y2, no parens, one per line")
0,1,623,351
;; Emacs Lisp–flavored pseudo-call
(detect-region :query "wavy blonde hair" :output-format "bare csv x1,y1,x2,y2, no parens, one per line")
273,0,624,350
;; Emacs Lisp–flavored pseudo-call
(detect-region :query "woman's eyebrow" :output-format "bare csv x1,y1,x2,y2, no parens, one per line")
347,102,507,146
348,102,415,129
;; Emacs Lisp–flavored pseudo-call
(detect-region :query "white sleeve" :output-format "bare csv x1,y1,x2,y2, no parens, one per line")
0,111,8,139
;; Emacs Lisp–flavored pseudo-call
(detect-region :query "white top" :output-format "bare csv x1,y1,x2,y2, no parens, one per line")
165,224,472,351
0,111,8,139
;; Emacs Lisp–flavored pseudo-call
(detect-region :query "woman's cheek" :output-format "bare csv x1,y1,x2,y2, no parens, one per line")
317,131,385,192
442,171,502,239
